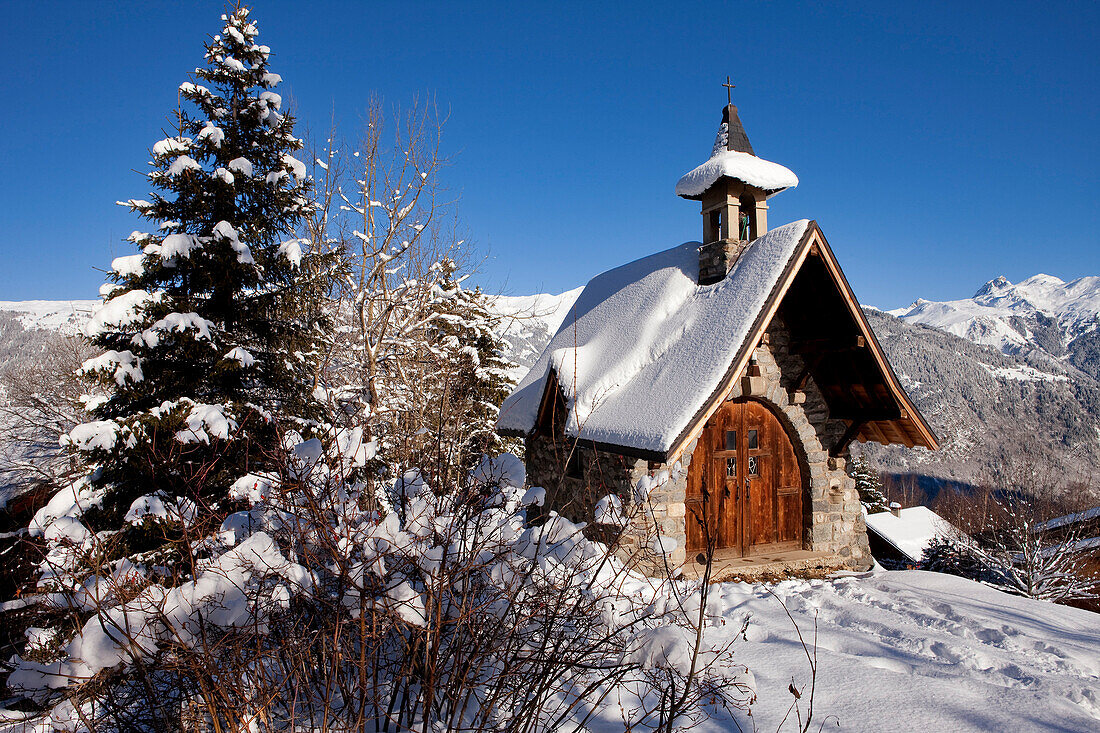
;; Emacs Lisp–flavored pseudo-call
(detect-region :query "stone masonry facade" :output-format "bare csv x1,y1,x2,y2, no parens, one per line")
524,315,872,575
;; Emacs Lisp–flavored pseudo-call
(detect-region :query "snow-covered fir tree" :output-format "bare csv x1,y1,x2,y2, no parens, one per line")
419,261,518,486
58,6,322,575
849,455,890,514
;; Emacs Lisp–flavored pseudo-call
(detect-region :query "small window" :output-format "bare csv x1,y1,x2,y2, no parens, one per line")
747,430,758,450
725,430,737,451
566,451,584,479
726,457,737,477
748,456,759,476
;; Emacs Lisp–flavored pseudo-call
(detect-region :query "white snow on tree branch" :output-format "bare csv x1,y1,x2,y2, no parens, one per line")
80,350,144,386
220,55,247,72
277,239,304,268
227,157,253,177
124,493,198,526
384,580,428,628
167,155,203,177
178,82,212,99
152,137,191,157
110,254,145,277
62,420,131,452
594,494,628,527
229,472,276,504
212,220,255,264
155,233,201,260
223,346,256,367
85,289,159,337
29,479,105,539
259,91,282,109
175,403,237,444
11,532,312,686
197,122,225,147
133,312,215,348
281,153,306,180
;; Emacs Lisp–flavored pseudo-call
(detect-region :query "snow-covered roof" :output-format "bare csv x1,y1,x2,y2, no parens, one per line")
676,150,799,198
1035,506,1100,533
865,506,956,564
497,220,812,456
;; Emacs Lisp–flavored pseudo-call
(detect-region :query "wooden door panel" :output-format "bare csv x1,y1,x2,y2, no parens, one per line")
776,490,801,544
685,399,804,557
744,402,774,550
684,437,707,553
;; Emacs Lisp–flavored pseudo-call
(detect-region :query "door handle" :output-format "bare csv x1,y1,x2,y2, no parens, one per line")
744,478,750,500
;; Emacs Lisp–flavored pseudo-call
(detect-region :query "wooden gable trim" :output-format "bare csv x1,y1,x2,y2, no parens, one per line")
666,224,818,465
666,221,938,466
809,227,939,451
496,368,565,440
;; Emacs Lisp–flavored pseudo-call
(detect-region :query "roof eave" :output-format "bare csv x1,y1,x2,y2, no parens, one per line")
676,174,791,201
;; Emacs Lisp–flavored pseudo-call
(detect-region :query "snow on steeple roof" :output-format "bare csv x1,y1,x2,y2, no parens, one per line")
676,104,798,198
497,220,812,456
714,103,754,156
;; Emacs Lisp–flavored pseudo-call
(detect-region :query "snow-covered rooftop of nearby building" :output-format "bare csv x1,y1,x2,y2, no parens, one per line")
1036,505,1100,533
865,505,956,564
676,149,799,198
497,219,811,455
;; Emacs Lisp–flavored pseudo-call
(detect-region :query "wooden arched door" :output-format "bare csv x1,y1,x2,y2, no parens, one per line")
685,400,803,557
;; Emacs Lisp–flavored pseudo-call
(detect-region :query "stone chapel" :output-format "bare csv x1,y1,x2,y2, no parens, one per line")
497,95,937,576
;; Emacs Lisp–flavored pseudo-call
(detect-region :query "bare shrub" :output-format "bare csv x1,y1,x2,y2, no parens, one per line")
926,457,1098,603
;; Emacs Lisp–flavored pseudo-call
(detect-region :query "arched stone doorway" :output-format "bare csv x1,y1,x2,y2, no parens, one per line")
685,399,804,557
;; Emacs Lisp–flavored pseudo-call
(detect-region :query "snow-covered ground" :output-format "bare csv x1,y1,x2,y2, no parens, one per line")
699,569,1100,732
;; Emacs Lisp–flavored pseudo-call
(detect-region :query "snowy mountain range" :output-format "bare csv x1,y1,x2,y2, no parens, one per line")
3,273,1100,494
0,300,97,336
889,274,1100,382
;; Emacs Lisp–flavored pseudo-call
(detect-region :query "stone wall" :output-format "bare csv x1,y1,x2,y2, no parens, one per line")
524,315,872,574
524,431,643,526
697,239,746,286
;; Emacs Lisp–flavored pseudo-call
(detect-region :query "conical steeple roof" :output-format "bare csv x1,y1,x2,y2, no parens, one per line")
712,104,755,156
677,103,798,200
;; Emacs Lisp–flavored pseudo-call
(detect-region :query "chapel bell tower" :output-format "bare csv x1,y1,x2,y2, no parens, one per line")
676,81,798,284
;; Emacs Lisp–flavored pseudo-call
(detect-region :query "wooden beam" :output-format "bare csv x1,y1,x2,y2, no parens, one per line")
829,407,906,421
788,335,865,354
831,420,865,458
793,352,825,391
806,226,939,450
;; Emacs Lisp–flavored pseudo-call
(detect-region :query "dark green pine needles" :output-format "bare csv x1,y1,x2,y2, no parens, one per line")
70,7,324,569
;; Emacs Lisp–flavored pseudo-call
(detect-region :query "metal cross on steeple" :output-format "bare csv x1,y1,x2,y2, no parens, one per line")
723,76,736,105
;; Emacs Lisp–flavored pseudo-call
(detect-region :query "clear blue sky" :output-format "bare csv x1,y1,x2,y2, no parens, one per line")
2,1,1097,309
